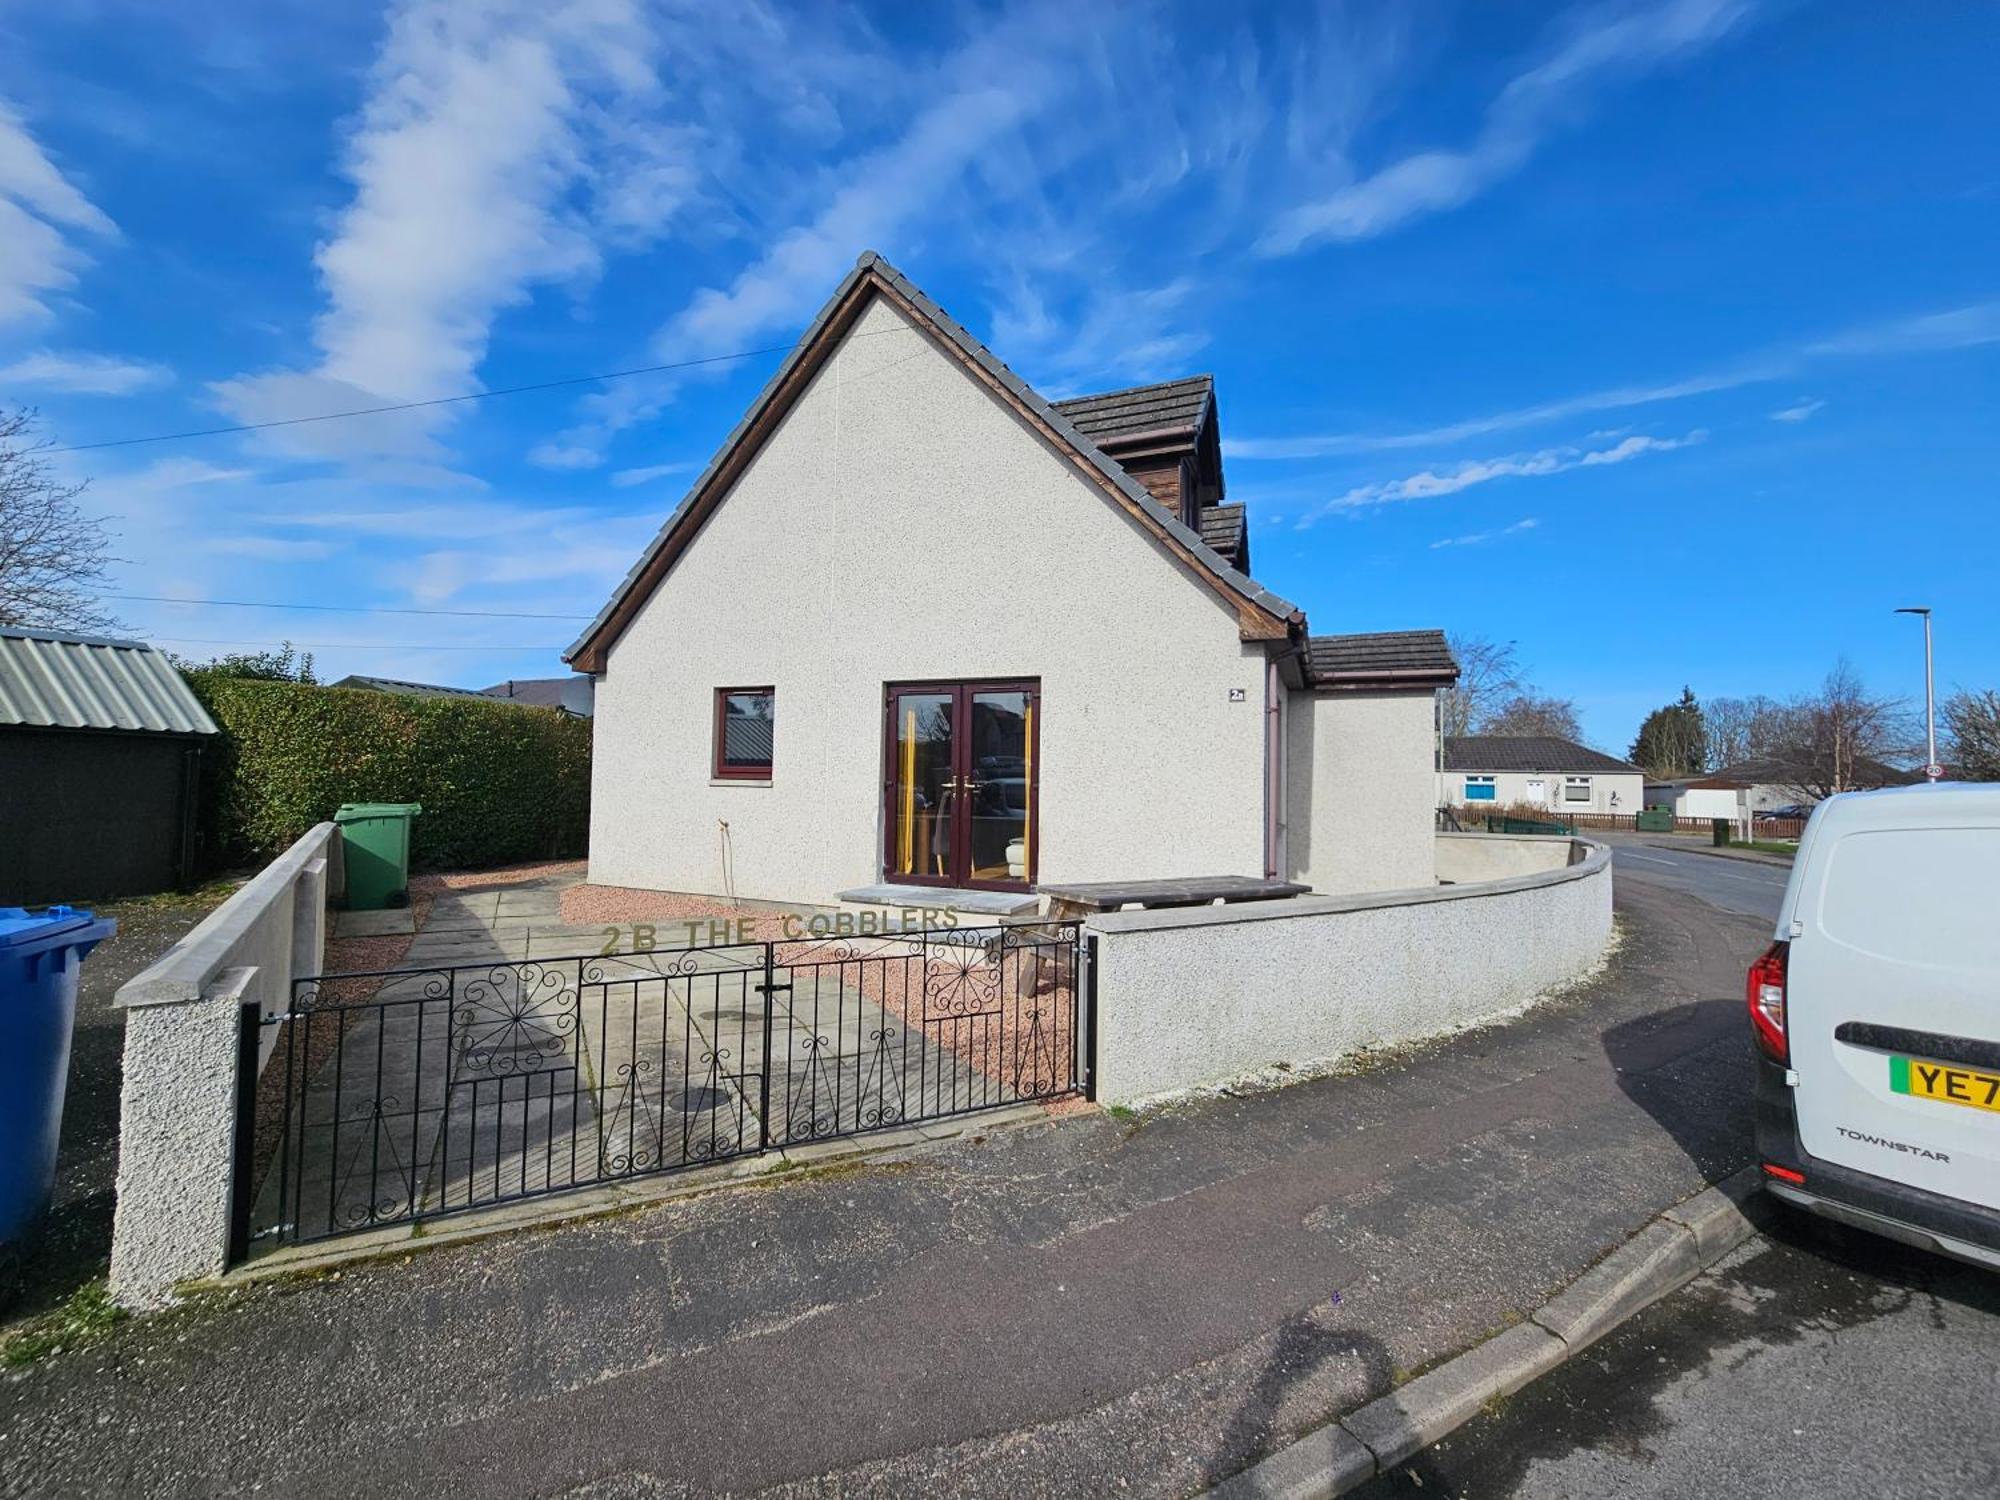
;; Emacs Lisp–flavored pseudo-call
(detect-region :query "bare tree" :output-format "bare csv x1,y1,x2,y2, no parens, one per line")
1943,688,2000,781
1481,692,1583,740
1704,694,1787,770
1766,660,1910,799
1439,634,1526,738
0,409,119,633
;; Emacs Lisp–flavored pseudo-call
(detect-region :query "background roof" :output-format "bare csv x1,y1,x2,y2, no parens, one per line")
0,625,217,736
1442,735,1643,774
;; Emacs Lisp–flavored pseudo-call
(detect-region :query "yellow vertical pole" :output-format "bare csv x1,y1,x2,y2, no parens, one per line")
899,708,916,873
1023,700,1034,879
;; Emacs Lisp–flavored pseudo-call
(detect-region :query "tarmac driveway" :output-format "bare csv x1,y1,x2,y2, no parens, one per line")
0,875,1766,1498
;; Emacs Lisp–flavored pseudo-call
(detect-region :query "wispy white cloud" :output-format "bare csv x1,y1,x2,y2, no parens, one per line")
1804,300,2000,358
661,69,1051,364
609,460,695,488
1231,365,1764,460
1258,0,1755,255
213,0,679,475
204,535,343,562
0,96,118,326
0,349,170,394
1769,398,1823,422
526,441,603,470
1431,517,1540,549
1232,298,2000,460
993,276,1210,394
1305,430,1703,525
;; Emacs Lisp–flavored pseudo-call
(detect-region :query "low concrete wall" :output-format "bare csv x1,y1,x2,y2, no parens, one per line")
1086,838,1611,1105
1435,831,1577,883
110,824,343,1308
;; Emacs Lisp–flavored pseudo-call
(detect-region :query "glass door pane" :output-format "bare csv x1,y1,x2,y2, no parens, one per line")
889,691,955,881
966,689,1032,885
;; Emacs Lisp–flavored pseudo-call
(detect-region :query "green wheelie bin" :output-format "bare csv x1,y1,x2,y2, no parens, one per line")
334,802,422,910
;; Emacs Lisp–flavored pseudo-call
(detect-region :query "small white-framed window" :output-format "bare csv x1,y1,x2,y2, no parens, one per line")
1563,776,1592,803
1464,775,1497,802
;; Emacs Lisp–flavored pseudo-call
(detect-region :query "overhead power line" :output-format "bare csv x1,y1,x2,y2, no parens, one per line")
46,344,796,454
108,593,591,621
152,636,564,653
46,324,916,455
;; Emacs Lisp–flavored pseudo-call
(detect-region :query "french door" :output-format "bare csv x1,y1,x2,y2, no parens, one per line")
883,680,1039,890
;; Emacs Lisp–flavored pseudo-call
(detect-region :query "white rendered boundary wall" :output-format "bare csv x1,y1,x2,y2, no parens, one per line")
1085,835,1610,1105
110,823,343,1308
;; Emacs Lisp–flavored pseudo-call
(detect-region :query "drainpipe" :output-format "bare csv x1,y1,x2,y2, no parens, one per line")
1264,658,1277,877
1263,651,1288,880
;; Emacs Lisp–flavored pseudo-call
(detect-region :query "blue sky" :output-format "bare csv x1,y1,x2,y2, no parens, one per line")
1,0,1994,750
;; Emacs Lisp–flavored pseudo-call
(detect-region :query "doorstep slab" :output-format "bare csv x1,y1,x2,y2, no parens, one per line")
835,884,1040,917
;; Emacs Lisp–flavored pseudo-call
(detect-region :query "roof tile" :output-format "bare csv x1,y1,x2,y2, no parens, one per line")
1050,376,1213,442
1442,736,1643,775
1307,629,1458,686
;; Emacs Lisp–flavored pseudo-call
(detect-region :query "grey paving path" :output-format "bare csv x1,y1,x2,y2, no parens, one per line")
251,887,1027,1242
3,876,1772,1499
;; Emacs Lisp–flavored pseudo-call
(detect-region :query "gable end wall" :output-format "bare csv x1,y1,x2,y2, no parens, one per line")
588,295,1270,904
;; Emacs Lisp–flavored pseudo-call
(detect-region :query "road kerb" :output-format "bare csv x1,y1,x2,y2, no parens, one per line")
1342,1323,1566,1472
1203,1167,1765,1497
1531,1220,1699,1353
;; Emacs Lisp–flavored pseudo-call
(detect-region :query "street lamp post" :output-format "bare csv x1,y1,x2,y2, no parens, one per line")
1895,606,1939,781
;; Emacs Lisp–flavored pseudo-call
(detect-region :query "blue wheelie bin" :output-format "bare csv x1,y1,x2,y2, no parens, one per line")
1,906,117,1253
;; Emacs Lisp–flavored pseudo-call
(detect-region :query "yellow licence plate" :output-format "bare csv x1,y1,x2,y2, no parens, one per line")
1890,1055,2000,1114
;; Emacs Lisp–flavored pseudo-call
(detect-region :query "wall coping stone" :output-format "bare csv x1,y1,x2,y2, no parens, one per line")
117,822,339,1008
1082,837,1607,935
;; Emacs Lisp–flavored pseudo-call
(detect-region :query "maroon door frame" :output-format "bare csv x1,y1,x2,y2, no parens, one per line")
881,679,1040,891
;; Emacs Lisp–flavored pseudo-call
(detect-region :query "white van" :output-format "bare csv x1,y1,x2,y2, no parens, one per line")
1753,783,2000,1270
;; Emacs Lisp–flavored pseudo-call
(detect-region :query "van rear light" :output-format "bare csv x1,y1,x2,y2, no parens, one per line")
1762,1162,1806,1186
1747,940,1790,1064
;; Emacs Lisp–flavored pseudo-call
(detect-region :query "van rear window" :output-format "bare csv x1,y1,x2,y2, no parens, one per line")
1817,827,2000,965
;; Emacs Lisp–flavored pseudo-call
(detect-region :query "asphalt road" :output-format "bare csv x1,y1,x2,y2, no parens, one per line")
1352,1210,2000,1500
1603,835,1789,923
1,877,1769,1499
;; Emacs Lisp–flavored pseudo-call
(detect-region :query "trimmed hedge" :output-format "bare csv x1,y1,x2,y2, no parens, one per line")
185,673,592,873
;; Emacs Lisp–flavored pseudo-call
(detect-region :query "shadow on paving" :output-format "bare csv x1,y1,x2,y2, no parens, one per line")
1203,1314,1396,1490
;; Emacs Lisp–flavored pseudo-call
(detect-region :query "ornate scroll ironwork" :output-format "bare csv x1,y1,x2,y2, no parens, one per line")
254,923,1083,1249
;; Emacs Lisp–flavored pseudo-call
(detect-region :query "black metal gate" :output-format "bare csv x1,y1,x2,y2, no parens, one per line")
244,922,1089,1248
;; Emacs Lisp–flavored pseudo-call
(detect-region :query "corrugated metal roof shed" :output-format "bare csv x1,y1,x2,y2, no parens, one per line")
0,625,218,735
